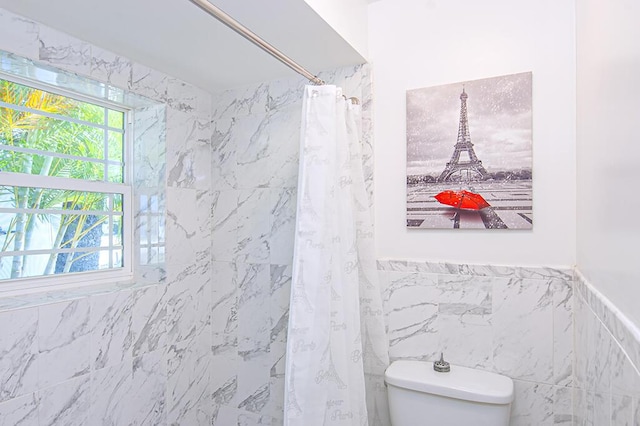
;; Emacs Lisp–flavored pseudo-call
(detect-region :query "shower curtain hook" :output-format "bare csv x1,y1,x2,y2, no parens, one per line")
342,95,361,105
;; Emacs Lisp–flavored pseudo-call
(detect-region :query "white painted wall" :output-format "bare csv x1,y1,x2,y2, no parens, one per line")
303,0,369,59
368,0,576,267
576,0,640,326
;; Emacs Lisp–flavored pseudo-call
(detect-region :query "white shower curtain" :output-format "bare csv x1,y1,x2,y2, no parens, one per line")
284,85,389,426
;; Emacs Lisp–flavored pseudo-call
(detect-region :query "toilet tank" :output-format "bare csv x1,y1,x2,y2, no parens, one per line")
385,360,514,426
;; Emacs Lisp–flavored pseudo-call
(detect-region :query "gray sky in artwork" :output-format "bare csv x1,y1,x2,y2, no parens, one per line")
406,72,532,176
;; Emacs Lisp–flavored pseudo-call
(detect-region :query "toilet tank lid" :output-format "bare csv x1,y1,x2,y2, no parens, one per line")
385,360,514,405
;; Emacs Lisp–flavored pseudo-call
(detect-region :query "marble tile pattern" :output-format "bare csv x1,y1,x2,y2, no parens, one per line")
0,7,212,426
8,7,636,426
378,260,575,426
0,7,374,425
573,271,640,426
209,63,374,425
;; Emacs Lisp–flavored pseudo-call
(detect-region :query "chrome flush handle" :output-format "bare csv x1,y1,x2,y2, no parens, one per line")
433,352,451,373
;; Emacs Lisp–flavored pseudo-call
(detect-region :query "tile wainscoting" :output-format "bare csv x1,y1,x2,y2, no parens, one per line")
378,260,574,425
573,271,640,425
379,260,640,426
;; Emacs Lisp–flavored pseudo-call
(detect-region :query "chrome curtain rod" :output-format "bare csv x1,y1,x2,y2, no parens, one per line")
187,0,325,86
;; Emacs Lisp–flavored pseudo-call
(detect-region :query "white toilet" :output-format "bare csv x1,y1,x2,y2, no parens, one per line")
385,358,514,426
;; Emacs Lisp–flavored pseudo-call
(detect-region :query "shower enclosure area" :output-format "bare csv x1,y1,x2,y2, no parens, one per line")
0,6,379,423
208,65,377,424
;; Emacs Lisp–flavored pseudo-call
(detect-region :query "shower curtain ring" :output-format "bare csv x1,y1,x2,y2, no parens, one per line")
342,95,361,105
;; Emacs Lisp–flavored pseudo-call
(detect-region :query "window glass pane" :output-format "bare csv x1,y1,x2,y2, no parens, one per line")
0,76,130,285
108,131,124,163
139,194,148,212
0,254,48,280
111,193,123,213
147,247,158,264
0,150,107,181
0,186,124,280
108,164,123,183
149,215,159,245
0,78,106,126
108,109,124,129
1,79,126,184
139,247,148,264
112,248,123,268
0,249,121,280
0,186,118,212
0,148,27,172
112,216,123,246
139,216,148,245
1,107,107,159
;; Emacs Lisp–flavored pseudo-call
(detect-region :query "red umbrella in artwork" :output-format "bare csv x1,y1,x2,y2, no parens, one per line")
434,190,490,210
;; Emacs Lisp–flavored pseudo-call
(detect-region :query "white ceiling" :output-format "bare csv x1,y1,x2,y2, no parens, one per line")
0,0,367,93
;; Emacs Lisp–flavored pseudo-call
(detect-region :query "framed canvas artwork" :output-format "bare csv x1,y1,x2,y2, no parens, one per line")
406,72,533,229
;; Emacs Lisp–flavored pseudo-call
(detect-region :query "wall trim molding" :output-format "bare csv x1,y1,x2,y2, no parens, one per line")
574,268,640,374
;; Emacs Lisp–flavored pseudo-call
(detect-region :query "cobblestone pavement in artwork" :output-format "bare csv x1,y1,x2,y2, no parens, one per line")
407,181,533,229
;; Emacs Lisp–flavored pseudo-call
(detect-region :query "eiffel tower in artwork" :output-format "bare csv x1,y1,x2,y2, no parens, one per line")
437,87,488,182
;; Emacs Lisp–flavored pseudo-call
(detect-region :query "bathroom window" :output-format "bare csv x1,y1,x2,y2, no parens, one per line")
0,75,133,290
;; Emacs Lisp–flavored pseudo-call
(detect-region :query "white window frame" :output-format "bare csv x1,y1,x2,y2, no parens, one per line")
0,73,134,295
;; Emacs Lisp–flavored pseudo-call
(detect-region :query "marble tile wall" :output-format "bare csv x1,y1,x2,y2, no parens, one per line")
377,260,575,426
0,7,213,425
7,7,639,426
573,271,640,425
209,65,374,426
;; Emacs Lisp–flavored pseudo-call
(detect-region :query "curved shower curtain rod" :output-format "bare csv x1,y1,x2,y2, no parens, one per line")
187,0,362,104
187,0,325,85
